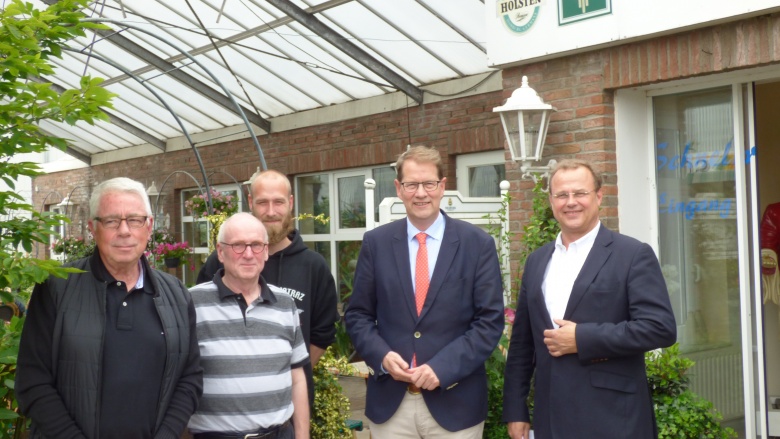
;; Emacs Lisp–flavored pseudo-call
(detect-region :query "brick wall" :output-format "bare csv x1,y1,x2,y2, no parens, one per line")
33,89,506,257
499,12,780,287
603,13,780,89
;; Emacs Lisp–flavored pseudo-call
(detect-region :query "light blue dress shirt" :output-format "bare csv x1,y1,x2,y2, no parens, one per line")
407,212,446,294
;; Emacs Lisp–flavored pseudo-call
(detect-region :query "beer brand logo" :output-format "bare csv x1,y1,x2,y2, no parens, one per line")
558,0,611,25
497,0,541,34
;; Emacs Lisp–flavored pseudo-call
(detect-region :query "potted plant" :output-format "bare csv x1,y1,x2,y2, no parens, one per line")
148,227,175,251
51,236,95,263
152,241,192,268
184,188,238,220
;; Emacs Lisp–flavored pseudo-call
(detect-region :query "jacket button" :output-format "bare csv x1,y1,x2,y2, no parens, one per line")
414,331,421,339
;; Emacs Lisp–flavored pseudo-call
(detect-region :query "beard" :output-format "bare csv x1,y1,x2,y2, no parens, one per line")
264,211,294,245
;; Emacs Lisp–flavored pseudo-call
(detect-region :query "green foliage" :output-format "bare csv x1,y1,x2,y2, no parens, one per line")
646,344,737,439
0,316,27,437
484,190,515,296
484,321,510,439
483,179,558,437
519,181,560,267
312,347,354,439
0,1,115,435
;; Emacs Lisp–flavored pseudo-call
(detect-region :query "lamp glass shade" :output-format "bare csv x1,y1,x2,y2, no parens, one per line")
493,75,555,163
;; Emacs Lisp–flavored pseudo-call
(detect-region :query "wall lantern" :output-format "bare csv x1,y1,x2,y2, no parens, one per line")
147,181,169,229
493,75,557,184
147,181,161,207
56,196,72,209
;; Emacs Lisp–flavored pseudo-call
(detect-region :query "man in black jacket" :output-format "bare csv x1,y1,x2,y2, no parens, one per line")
17,177,203,439
197,169,339,405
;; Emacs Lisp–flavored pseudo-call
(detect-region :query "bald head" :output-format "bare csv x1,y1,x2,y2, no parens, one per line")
249,170,292,198
218,212,268,243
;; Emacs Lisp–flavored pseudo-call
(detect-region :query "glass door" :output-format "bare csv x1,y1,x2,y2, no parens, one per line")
654,85,748,435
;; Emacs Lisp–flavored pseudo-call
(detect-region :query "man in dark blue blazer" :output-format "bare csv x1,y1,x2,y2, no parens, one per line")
345,146,504,438
503,159,677,439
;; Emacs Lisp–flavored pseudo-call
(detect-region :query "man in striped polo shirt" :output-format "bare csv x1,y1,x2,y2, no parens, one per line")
188,213,309,439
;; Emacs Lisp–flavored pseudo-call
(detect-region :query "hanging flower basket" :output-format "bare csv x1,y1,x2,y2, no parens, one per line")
52,236,95,262
185,188,238,219
164,257,181,268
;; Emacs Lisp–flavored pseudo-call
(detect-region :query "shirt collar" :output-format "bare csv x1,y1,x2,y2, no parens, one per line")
555,221,601,251
214,268,277,304
406,210,445,242
90,250,151,295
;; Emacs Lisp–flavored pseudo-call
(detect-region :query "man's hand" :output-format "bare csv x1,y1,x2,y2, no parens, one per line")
408,364,440,390
507,421,532,439
543,319,578,357
381,352,413,383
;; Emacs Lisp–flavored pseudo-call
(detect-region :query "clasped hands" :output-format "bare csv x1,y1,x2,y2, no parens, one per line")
543,319,578,357
382,351,440,390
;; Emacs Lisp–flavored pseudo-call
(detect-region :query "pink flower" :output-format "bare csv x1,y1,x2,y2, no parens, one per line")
504,308,516,325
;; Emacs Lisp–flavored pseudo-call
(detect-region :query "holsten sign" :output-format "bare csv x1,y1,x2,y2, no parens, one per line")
485,0,780,67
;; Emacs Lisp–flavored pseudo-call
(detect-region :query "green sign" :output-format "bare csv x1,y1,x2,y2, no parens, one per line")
558,0,611,25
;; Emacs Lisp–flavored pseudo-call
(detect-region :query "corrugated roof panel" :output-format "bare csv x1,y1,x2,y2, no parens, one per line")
18,0,496,159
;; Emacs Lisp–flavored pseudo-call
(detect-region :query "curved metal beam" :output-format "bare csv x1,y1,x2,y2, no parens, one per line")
32,76,166,149
89,28,272,134
80,18,268,172
62,47,215,216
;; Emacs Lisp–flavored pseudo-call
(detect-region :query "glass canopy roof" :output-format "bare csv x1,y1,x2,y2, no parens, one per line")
31,0,494,162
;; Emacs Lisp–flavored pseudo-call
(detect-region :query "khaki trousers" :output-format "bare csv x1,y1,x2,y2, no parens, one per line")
368,391,485,439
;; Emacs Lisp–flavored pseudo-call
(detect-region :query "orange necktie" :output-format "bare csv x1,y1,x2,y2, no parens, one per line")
415,232,429,315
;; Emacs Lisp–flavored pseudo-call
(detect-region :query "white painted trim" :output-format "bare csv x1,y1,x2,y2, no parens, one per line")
615,87,658,254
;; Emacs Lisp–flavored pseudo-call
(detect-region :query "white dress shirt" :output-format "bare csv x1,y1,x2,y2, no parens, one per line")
542,222,601,328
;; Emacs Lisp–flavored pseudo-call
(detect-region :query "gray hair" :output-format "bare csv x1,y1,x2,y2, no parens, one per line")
89,177,152,218
217,212,268,243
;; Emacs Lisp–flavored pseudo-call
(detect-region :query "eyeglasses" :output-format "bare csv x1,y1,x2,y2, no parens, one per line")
399,181,441,193
94,216,148,229
551,190,594,200
220,242,268,254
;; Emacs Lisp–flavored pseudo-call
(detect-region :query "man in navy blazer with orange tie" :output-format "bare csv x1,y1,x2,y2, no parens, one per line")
345,146,504,438
503,158,677,439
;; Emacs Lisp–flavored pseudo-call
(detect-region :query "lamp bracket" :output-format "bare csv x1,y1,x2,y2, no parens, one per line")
520,159,557,189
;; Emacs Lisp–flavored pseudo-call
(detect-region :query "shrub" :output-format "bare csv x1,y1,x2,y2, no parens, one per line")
646,344,737,439
312,347,353,439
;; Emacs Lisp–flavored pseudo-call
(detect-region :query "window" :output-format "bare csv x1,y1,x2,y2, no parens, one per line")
296,165,396,291
456,151,506,197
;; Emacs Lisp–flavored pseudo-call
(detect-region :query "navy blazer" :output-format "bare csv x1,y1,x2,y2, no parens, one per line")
503,225,676,439
345,212,504,432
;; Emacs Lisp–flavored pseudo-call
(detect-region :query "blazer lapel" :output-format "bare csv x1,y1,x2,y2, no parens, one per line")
533,243,556,329
563,225,613,319
418,214,459,321
391,223,418,319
